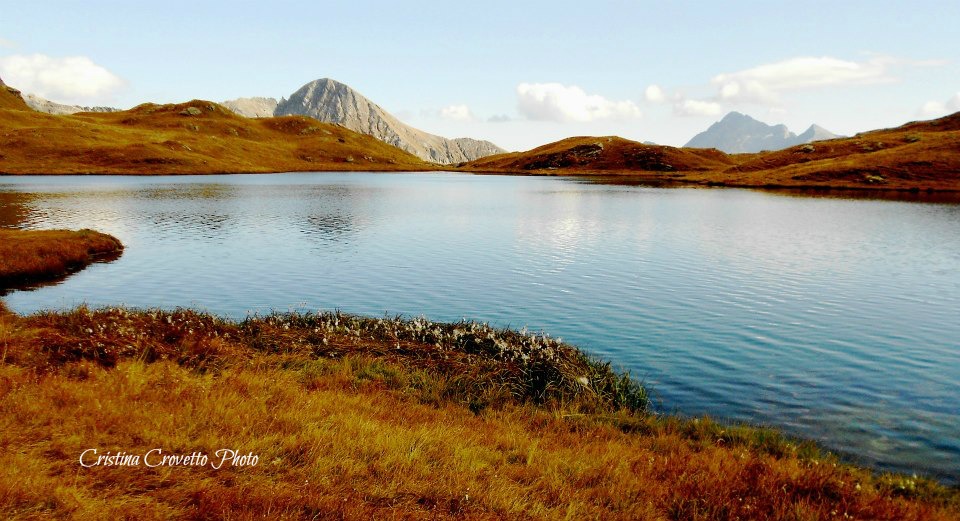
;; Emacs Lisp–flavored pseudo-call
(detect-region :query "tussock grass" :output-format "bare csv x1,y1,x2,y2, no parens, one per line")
1,304,958,519
0,229,122,289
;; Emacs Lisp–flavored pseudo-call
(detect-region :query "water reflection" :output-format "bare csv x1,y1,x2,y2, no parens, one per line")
0,247,123,296
0,191,36,228
575,175,960,204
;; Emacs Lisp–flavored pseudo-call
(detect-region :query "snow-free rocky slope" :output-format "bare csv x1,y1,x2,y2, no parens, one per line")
273,78,504,164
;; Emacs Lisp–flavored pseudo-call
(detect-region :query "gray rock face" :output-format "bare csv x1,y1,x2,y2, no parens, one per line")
220,97,278,118
685,112,839,153
24,94,119,115
274,78,504,164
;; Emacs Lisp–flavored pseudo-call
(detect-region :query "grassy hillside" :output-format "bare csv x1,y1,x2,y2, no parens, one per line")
0,97,437,174
463,136,734,174
721,113,960,190
3,78,957,190
463,114,960,191
0,83,30,111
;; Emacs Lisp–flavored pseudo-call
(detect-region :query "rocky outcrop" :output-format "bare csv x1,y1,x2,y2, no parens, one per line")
794,124,837,144
274,78,504,164
23,94,119,115
220,97,278,118
685,112,839,153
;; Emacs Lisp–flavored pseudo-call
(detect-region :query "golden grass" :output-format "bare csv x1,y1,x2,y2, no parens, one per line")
0,229,122,289
0,304,957,520
0,98,437,175
0,84,29,111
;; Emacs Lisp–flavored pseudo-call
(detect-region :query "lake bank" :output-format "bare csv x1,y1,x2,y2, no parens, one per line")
1,303,958,519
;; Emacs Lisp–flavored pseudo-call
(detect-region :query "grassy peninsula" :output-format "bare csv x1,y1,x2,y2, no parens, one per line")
0,229,122,290
0,232,958,519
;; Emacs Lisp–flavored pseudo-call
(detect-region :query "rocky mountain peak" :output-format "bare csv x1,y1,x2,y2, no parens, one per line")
274,78,504,164
685,112,839,153
797,124,838,143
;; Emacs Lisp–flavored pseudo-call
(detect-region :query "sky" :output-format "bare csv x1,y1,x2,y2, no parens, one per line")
1,0,958,150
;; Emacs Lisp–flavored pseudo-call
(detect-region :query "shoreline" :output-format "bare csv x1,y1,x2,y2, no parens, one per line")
2,168,959,199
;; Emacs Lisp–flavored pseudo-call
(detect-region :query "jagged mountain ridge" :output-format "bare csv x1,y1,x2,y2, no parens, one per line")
271,78,504,164
685,112,839,153
23,94,120,115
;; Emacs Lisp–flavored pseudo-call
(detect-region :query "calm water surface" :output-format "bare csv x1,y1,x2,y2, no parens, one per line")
1,172,958,482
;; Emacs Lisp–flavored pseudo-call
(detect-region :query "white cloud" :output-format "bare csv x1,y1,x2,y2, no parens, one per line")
0,38,15,49
0,53,124,104
439,104,474,122
918,92,960,118
516,82,641,122
644,84,666,103
673,99,723,117
711,56,894,104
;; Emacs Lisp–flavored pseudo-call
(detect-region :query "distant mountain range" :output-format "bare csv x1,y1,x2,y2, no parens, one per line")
685,112,839,153
23,94,120,115
19,78,505,165
221,79,504,164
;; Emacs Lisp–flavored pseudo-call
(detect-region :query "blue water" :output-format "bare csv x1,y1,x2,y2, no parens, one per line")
2,172,958,482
